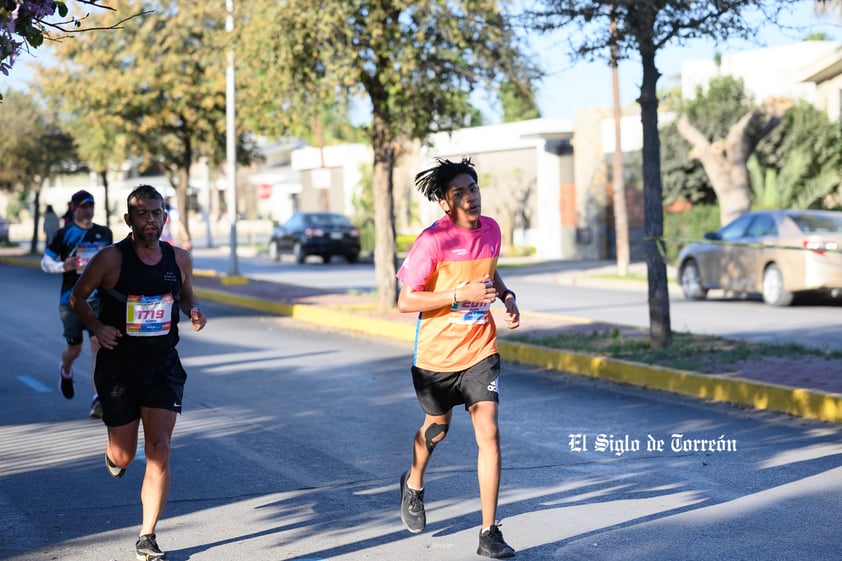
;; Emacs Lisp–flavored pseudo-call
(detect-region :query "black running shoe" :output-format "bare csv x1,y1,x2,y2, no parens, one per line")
136,533,166,560
105,453,125,479
399,471,426,534
477,524,515,558
59,365,74,399
89,397,103,419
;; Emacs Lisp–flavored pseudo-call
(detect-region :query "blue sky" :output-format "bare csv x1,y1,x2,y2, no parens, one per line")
3,1,840,123
525,1,842,122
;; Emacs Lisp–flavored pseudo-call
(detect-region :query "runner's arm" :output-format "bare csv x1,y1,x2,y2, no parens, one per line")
174,247,206,331
70,247,123,349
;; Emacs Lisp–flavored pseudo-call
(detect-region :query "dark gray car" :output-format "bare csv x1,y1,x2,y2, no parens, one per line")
268,212,361,264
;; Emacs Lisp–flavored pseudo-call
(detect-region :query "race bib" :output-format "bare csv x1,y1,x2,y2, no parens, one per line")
75,242,106,272
126,294,174,336
449,300,491,325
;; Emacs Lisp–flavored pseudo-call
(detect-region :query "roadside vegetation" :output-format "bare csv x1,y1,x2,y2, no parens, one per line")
509,326,842,374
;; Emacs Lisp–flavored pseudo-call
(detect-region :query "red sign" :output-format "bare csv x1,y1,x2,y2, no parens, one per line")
257,183,273,200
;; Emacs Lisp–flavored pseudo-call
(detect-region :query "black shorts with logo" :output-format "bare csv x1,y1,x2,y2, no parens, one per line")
411,353,501,416
94,343,187,427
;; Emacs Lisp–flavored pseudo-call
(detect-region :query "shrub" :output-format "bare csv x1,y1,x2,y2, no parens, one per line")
663,205,720,264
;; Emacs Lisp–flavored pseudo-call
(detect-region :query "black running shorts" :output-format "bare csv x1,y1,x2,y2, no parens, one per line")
94,344,187,427
411,353,501,416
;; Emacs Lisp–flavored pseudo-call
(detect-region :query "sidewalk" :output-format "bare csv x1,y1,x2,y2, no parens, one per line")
4,246,841,424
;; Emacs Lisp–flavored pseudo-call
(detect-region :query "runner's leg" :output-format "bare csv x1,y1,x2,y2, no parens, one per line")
139,407,177,536
469,401,501,529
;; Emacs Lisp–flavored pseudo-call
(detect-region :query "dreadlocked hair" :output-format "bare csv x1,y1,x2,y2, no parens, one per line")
414,157,478,202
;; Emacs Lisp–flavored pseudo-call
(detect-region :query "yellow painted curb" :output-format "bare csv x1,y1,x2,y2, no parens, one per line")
193,287,416,343
497,340,842,424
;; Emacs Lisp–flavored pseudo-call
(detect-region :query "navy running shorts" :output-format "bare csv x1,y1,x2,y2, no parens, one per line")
411,353,501,416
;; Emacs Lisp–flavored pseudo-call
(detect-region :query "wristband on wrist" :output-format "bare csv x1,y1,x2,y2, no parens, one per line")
500,289,516,302
452,287,458,305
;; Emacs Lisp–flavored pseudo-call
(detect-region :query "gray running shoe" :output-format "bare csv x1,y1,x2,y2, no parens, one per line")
399,471,426,534
477,524,515,558
105,453,125,479
136,533,166,560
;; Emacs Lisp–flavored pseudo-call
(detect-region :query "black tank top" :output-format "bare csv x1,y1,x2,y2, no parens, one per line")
99,236,183,349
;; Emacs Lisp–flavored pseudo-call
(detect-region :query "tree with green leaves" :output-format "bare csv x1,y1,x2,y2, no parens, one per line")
236,0,539,311
524,0,790,348
751,101,842,209
499,80,541,122
35,1,254,236
0,88,78,253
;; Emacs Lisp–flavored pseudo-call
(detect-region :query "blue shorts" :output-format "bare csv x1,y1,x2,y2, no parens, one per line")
94,344,187,427
411,353,501,416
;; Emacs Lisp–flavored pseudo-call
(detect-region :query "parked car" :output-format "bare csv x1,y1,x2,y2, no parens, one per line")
677,209,842,306
269,212,361,264
0,214,9,243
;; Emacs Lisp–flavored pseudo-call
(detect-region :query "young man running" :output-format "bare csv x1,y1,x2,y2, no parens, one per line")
71,184,207,560
396,157,520,558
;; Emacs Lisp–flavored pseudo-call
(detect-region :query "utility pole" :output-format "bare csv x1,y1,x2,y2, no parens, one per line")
226,0,239,276
610,16,630,276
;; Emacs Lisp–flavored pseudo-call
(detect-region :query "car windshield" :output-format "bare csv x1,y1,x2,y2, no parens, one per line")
306,214,352,227
790,213,842,234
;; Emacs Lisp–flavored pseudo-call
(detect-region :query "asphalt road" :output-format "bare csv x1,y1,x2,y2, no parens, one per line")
3,262,842,560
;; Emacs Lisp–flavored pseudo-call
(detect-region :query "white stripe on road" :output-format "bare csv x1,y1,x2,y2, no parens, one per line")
18,375,51,393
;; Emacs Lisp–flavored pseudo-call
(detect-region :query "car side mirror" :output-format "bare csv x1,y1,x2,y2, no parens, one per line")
703,232,720,241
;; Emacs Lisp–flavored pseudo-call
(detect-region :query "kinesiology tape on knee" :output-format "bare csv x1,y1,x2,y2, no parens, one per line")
424,423,449,454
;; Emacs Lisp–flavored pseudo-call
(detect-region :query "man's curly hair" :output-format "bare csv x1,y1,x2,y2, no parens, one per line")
414,157,478,202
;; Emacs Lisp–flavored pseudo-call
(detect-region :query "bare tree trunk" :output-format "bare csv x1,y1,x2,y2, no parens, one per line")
177,166,191,238
677,109,783,226
29,183,42,255
100,169,110,229
371,116,398,311
638,43,672,348
610,21,629,276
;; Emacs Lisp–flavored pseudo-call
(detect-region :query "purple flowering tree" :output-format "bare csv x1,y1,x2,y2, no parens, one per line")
0,1,144,76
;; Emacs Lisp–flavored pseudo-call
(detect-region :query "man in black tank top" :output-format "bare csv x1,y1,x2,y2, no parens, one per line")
71,184,207,561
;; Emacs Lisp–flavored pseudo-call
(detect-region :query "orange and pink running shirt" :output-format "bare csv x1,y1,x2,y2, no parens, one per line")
397,214,501,372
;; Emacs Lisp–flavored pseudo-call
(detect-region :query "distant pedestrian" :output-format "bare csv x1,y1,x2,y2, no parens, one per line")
160,198,192,250
40,190,113,418
62,202,73,227
71,184,207,561
396,157,520,558
43,205,59,244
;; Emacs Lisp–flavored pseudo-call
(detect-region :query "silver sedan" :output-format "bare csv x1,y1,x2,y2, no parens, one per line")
677,209,842,306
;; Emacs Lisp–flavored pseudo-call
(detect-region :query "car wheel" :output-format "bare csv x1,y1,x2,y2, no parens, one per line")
679,259,707,300
762,264,793,306
345,252,359,264
293,242,305,264
268,241,280,262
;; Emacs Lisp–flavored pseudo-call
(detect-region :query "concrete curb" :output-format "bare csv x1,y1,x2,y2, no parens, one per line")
5,253,840,424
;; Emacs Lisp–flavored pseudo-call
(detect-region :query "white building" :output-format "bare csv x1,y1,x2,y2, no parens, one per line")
681,40,842,115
